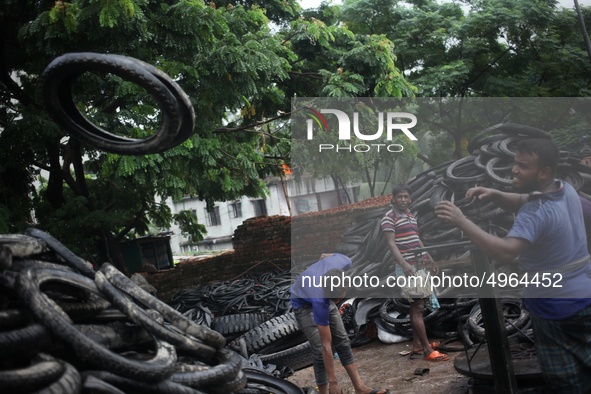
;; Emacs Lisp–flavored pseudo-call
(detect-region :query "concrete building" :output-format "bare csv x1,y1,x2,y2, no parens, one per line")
167,174,360,254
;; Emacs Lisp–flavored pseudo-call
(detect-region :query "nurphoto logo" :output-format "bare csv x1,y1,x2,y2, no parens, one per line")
304,107,418,153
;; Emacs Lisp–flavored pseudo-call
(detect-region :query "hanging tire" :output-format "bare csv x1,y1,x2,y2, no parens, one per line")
40,53,195,155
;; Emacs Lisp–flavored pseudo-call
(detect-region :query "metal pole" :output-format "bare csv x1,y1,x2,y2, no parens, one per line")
471,249,519,393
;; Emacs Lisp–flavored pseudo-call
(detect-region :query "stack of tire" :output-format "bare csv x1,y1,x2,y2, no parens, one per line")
170,273,314,376
169,124,590,374
332,123,590,349
0,229,249,393
338,123,590,269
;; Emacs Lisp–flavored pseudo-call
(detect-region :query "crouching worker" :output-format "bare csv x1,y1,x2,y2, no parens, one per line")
290,253,390,394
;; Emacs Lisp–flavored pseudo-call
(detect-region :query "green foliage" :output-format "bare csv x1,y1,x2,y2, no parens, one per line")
338,0,591,161
48,1,81,33
11,0,588,263
173,210,206,244
98,0,137,28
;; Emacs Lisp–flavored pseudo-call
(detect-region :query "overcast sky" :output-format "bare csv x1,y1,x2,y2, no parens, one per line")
298,0,591,10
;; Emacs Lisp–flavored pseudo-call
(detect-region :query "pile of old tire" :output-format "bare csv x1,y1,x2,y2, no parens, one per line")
170,273,315,375
170,270,293,342
0,229,253,393
333,123,591,348
336,123,591,272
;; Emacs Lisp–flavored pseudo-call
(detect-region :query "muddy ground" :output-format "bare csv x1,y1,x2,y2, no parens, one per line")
287,340,470,394
286,339,548,394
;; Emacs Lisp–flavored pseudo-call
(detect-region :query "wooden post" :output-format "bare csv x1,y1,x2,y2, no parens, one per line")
471,249,519,393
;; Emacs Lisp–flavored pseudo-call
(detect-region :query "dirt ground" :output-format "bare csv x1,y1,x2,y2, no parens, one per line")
287,339,472,394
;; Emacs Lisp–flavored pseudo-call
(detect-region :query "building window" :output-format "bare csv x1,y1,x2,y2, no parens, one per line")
252,199,268,217
306,178,315,193
229,201,242,218
295,179,303,195
204,206,221,226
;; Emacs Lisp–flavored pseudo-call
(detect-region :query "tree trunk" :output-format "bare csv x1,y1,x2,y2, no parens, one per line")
44,141,65,209
331,173,343,206
364,165,375,198
574,0,591,65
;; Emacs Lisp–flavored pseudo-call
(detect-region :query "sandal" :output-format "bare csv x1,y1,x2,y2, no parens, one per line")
411,341,440,354
423,350,449,362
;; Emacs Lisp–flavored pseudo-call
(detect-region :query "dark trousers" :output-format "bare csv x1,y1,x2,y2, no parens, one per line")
294,302,355,386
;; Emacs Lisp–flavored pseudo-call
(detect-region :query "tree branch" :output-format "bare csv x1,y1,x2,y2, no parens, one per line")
115,202,148,241
214,112,292,133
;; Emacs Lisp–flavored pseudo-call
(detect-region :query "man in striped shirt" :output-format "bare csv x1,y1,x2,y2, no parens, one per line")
381,184,448,362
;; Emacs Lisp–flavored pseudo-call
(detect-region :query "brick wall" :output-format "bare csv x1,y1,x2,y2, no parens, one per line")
144,198,390,302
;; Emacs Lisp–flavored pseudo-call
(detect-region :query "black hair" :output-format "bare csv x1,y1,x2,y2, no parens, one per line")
517,138,559,175
392,184,412,196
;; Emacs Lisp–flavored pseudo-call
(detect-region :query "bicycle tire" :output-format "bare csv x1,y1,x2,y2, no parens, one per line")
76,322,152,350
170,348,242,388
100,264,225,349
0,321,52,356
81,370,206,394
41,53,183,155
485,157,514,187
0,356,64,392
239,369,304,394
82,375,127,394
230,312,305,356
259,341,313,372
445,156,487,184
211,313,269,339
36,356,82,394
95,270,217,359
25,228,96,278
0,234,47,258
17,268,177,382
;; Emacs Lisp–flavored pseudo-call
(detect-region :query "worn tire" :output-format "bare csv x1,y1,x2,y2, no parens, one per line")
17,268,177,382
40,53,188,155
230,312,306,356
211,313,268,339
259,341,313,371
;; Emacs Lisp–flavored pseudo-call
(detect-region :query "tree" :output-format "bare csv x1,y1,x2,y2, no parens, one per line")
0,0,413,269
339,0,591,161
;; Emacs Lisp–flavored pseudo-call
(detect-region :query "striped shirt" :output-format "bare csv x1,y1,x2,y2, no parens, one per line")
381,207,423,262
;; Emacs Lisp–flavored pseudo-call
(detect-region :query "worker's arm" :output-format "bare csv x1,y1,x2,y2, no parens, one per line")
384,231,414,276
435,201,530,262
466,187,528,213
317,324,342,394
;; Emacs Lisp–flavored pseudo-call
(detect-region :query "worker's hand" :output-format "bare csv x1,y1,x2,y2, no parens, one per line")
434,201,467,227
329,381,343,394
465,186,496,202
425,254,439,274
400,261,415,277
